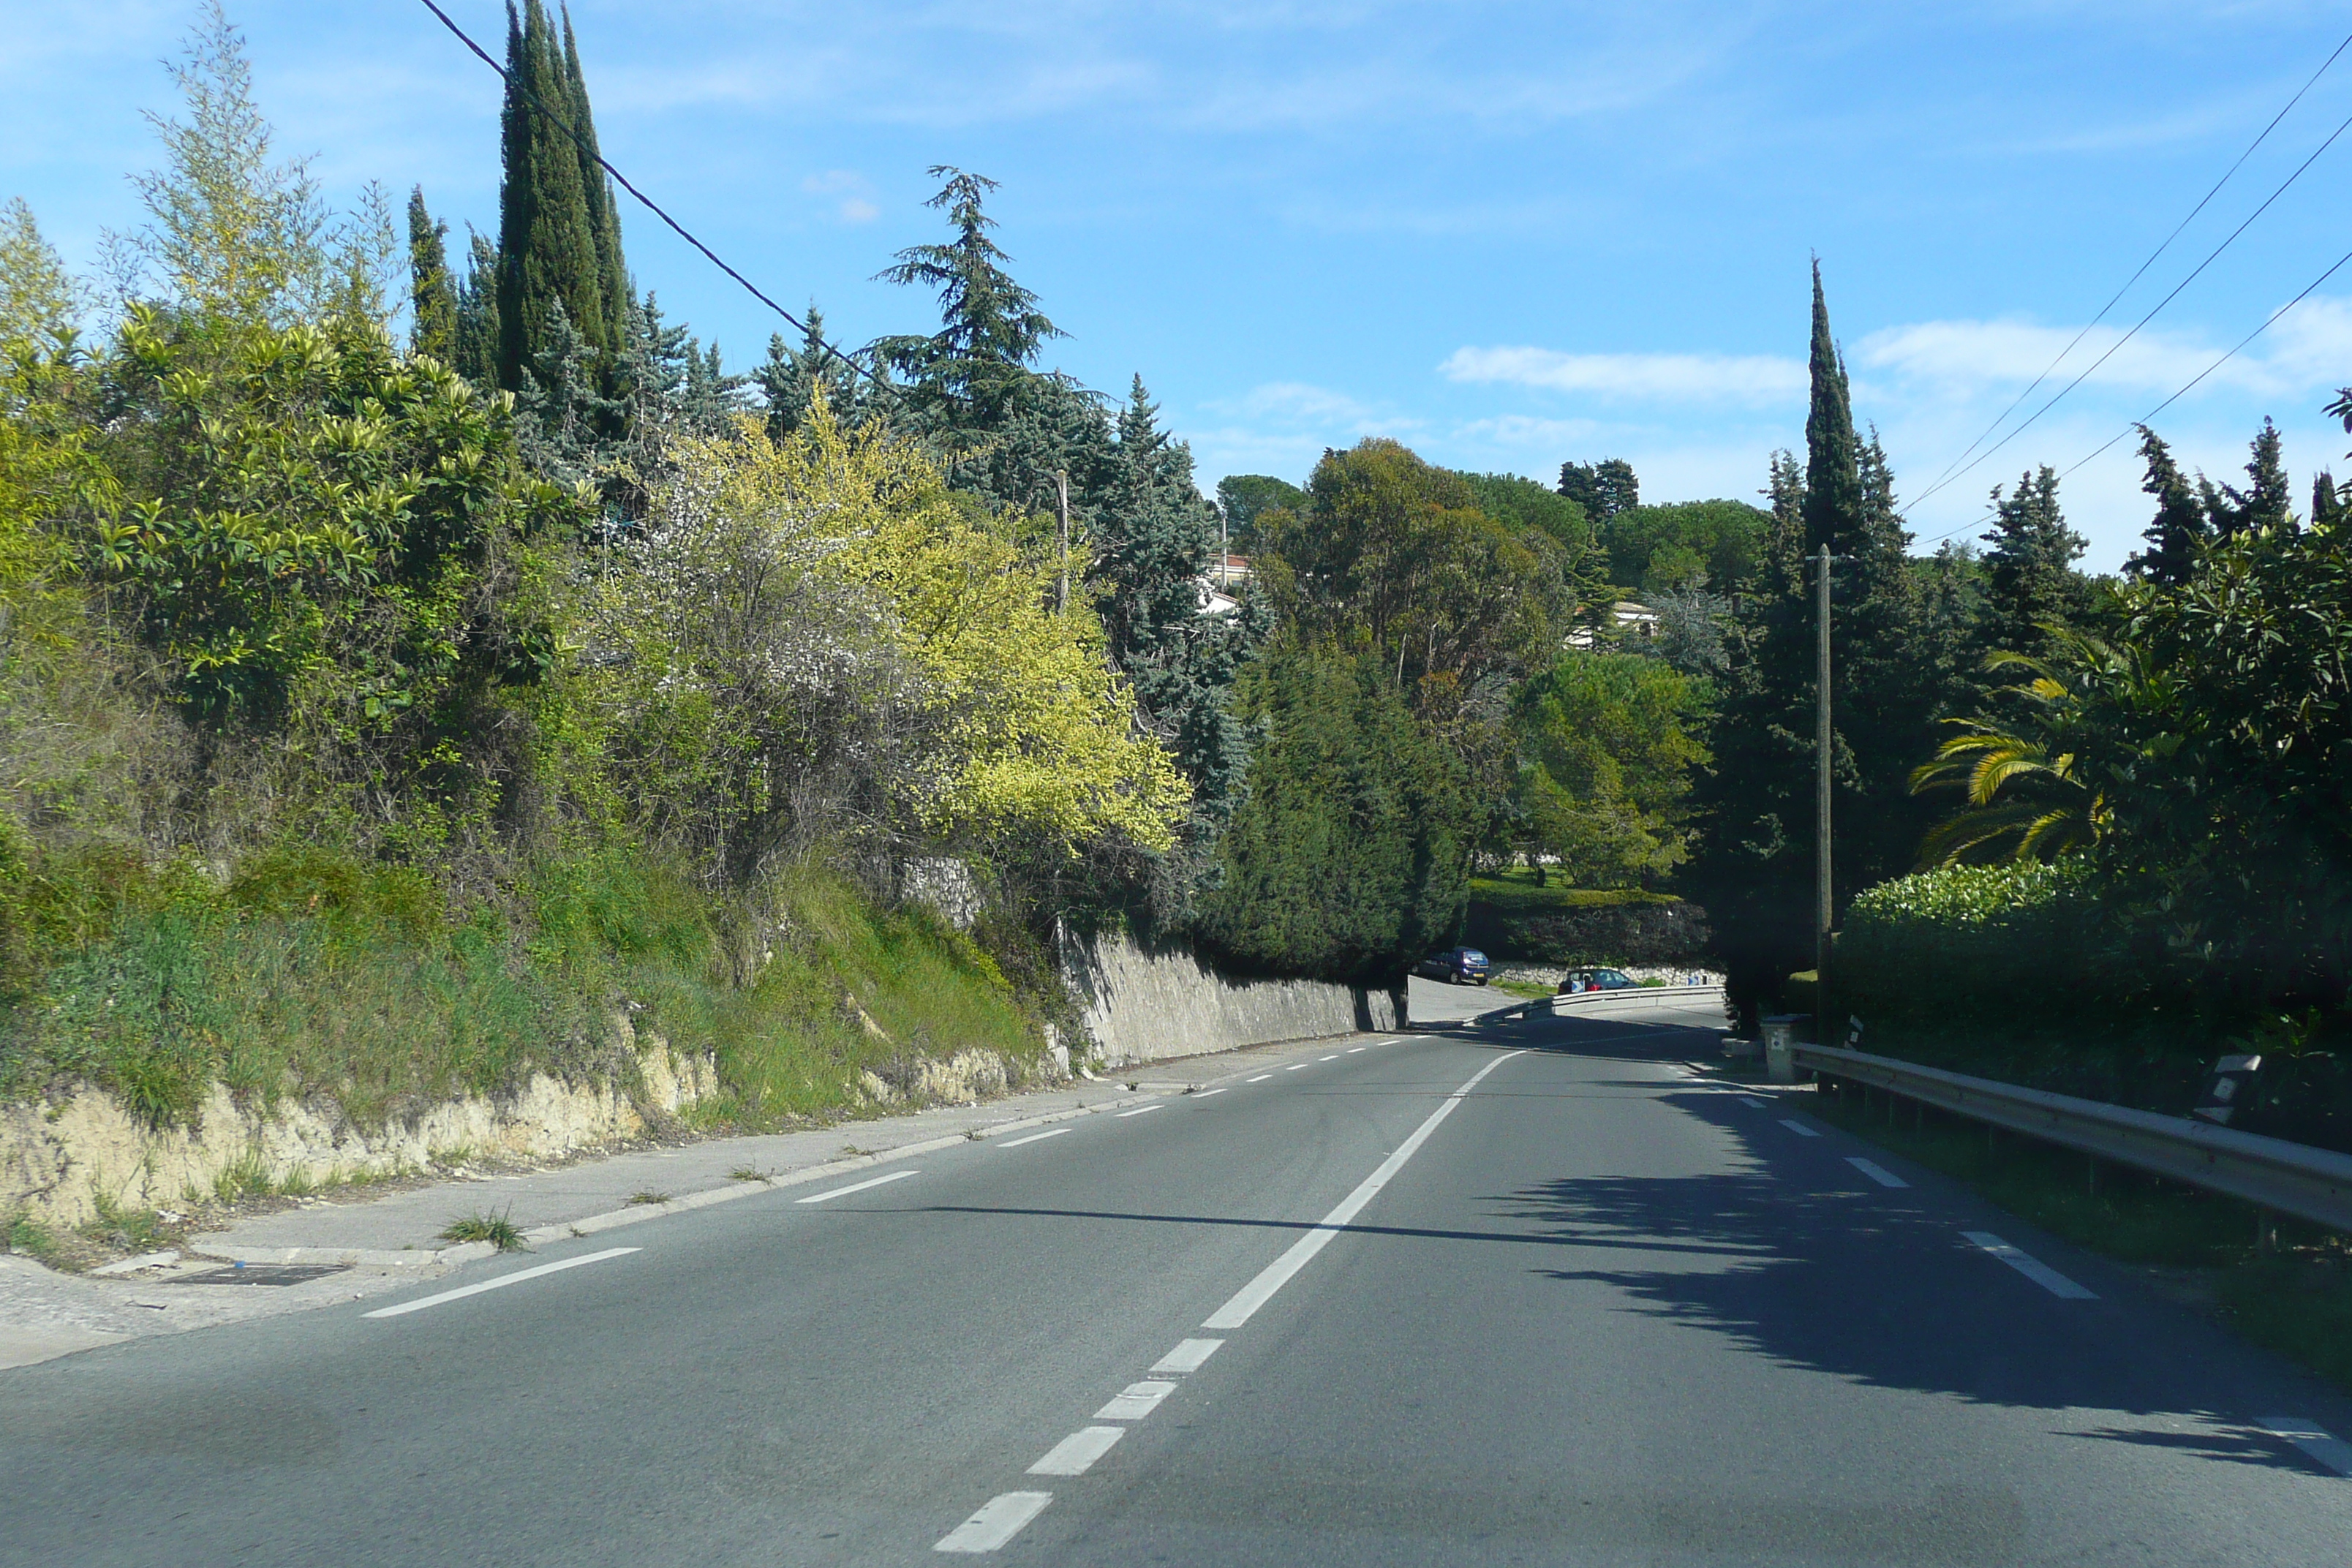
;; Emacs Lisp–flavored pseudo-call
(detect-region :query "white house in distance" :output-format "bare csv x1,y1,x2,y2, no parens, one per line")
1564,600,1659,649
1198,553,1251,617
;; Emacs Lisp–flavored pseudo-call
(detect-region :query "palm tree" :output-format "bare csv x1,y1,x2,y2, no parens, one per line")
1910,636,2116,866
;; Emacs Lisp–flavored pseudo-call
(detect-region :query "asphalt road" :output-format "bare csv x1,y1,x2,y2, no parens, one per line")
7,997,2352,1567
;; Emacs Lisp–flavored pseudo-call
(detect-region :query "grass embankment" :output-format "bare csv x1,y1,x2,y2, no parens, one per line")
1809,1084,2352,1394
1463,870,1676,916
1,845,1052,1144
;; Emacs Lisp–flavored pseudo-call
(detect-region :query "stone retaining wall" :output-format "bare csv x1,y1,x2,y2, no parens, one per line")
1066,931,1401,1068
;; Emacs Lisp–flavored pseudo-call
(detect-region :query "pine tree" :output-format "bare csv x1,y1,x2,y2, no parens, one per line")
406,186,456,361
2209,418,2295,536
1558,458,1637,522
513,298,623,489
1979,465,2087,657
755,307,878,437
2125,426,2209,586
559,5,629,359
495,0,603,390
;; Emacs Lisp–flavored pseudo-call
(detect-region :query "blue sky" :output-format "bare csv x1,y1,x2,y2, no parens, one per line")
9,1,2352,569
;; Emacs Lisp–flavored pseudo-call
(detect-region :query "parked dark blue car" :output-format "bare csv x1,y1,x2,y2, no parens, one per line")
1413,947,1490,986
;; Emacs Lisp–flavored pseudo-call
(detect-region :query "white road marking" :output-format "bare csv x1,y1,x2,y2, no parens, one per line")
1779,1119,1822,1138
1202,1050,1528,1331
1095,1379,1177,1420
998,1128,1072,1149
1192,1088,1228,1098
1115,1104,1164,1119
1847,1157,1909,1188
2258,1417,2352,1477
1320,1055,1338,1061
1963,1232,2097,1299
362,1248,639,1319
1284,1063,1308,1071
935,1491,1052,1553
1246,1074,1273,1083
1739,1097,1768,1108
796,1169,921,1204
1028,1426,1126,1477
1346,1047,1366,1053
1150,1338,1224,1376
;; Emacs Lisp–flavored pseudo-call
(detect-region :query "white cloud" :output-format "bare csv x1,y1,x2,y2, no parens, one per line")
1440,346,1806,404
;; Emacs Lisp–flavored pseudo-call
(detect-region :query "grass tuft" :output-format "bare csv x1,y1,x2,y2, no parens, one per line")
625,1190,671,1206
438,1208,528,1252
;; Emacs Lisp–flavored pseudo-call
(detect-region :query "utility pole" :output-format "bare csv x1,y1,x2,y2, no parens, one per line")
1055,471,1070,614
1814,545,1836,1039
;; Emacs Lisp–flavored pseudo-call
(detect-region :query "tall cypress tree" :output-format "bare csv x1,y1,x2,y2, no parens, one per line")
1801,260,1862,558
495,0,603,390
451,229,500,387
406,186,456,361
559,6,629,359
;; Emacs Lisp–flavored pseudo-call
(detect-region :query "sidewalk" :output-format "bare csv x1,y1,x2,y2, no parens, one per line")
4,1023,1463,1368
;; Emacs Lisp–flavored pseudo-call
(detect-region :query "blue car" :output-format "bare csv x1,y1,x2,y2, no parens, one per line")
1413,947,1490,986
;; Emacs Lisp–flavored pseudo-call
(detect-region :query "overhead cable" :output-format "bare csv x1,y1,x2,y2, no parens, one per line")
412,0,874,384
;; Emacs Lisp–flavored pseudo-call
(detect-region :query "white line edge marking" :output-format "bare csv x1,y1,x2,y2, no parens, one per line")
1094,1379,1177,1420
1115,1104,1164,1119
2258,1417,2352,1477
1192,1088,1227,1098
1320,1055,1338,1060
998,1128,1072,1148
1847,1156,1910,1188
1345,1046,1366,1052
362,1247,639,1319
1028,1426,1126,1477
1150,1338,1224,1376
1778,1118,1821,1137
1739,1096,1768,1108
1963,1231,2097,1299
935,1491,1053,1553
1284,1063,1308,1071
1246,1074,1273,1082
1202,1050,1529,1330
796,1169,921,1204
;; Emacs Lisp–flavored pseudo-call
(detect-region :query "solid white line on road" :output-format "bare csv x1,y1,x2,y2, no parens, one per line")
1202,1050,1529,1332
362,1248,639,1319
1095,1379,1177,1420
1115,1104,1164,1119
1847,1156,1910,1188
1284,1063,1308,1071
1246,1074,1273,1083
1191,1088,1228,1098
1028,1426,1126,1477
1150,1338,1224,1376
935,1492,1052,1553
2258,1417,2352,1477
1964,1232,2097,1299
1779,1119,1821,1138
1346,1047,1366,1053
796,1169,921,1204
998,1128,1072,1149
1739,1097,1768,1109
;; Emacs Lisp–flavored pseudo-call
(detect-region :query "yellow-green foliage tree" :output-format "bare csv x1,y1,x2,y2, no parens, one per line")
584,401,1188,883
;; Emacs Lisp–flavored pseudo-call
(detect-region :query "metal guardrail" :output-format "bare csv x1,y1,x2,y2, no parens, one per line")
1793,1042,2352,1235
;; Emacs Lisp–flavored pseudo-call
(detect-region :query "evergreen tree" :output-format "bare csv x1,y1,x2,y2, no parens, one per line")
2314,470,2347,530
559,5,629,358
495,0,604,390
405,186,456,361
755,307,881,437
451,230,500,388
513,299,622,489
1558,457,1637,522
2207,418,2295,536
1801,261,1861,558
2125,426,2209,586
1979,464,2087,657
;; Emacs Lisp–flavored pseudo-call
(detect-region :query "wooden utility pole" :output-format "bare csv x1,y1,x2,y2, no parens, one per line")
1055,471,1070,614
1814,545,1835,1036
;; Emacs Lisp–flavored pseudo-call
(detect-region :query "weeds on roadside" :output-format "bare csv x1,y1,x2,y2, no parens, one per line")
438,1208,528,1252
725,1166,769,1183
625,1190,671,1206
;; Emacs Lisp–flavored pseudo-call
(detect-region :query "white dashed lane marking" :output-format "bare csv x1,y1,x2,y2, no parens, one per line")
997,1128,1071,1149
1284,1063,1308,1072
935,1492,1052,1553
2258,1417,2352,1477
1150,1338,1224,1375
1115,1104,1164,1119
1847,1156,1909,1188
796,1169,921,1204
1779,1119,1821,1138
1964,1232,2097,1299
1738,1096,1768,1108
1191,1088,1227,1098
1027,1427,1125,1477
1246,1074,1273,1083
1095,1380,1177,1420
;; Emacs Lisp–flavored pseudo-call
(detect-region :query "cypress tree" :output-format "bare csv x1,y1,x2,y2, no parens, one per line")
2314,470,2347,530
559,6,629,359
451,229,500,387
1801,260,1862,557
2125,426,2209,586
406,186,456,361
495,0,603,389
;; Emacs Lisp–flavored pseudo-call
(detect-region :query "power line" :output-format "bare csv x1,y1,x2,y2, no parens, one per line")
1913,29,2352,502
1905,54,2352,516
412,0,875,385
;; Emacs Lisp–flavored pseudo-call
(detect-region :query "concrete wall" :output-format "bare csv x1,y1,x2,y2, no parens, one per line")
1066,931,1401,1068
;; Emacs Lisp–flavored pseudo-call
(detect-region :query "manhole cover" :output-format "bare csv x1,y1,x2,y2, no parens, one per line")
170,1264,349,1286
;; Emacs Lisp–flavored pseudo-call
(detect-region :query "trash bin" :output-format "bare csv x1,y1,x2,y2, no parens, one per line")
1762,1014,1808,1085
